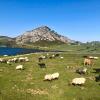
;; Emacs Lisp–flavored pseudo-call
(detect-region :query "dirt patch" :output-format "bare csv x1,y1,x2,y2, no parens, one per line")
17,88,48,95
26,88,49,95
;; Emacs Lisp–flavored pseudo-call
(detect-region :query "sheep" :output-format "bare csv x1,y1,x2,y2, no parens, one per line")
84,58,93,66
44,74,52,81
88,56,94,59
60,56,64,59
18,57,29,62
95,74,100,82
49,55,55,59
18,57,25,62
24,57,29,62
38,55,46,62
0,58,3,63
38,63,46,68
93,57,99,60
8,58,18,63
71,78,86,85
38,57,43,62
7,61,11,65
13,58,19,63
51,72,59,80
84,55,99,60
55,54,60,57
0,58,7,63
76,67,87,75
46,53,49,56
16,65,24,70
44,72,59,81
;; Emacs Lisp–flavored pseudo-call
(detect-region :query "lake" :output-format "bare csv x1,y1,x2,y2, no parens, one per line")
0,47,45,56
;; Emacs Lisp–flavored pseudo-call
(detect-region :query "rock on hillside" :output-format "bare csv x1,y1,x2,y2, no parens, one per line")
16,26,73,44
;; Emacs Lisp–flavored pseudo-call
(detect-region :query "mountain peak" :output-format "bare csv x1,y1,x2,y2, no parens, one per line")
16,26,72,45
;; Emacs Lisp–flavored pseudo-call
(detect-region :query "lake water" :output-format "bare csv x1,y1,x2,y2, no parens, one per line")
0,47,44,56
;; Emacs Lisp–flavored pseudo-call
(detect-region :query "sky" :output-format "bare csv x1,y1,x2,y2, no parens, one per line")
0,0,100,42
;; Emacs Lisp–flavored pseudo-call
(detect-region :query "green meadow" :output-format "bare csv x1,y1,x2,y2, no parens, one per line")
0,51,100,100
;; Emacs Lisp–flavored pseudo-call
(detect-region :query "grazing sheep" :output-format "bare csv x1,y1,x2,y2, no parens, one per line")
88,56,94,59
38,57,43,62
60,57,64,59
88,56,99,60
7,61,11,65
95,74,100,82
8,58,18,63
55,54,60,57
0,58,3,63
52,54,55,58
38,55,46,62
18,57,29,62
38,63,46,68
51,72,59,80
47,53,49,56
84,58,93,66
49,56,53,59
71,78,86,85
93,57,99,60
76,67,87,74
0,58,7,63
16,65,24,70
49,55,55,59
83,55,99,60
44,74,52,81
44,72,59,81
13,58,19,63
24,57,29,62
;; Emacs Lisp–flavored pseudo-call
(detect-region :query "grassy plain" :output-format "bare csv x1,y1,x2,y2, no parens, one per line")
0,51,100,100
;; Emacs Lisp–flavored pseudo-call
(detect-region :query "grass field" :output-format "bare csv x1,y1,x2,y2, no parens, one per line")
0,52,100,100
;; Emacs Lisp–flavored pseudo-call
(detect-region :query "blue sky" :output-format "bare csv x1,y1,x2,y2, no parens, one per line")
0,0,100,42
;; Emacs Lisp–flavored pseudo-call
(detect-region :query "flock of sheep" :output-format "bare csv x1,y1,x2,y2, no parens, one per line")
0,53,99,86
0,56,29,64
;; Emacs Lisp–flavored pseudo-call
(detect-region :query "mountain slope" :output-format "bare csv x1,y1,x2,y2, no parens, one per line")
0,36,15,47
16,26,73,45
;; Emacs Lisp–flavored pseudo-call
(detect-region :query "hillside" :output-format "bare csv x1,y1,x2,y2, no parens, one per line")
0,36,15,47
16,26,73,45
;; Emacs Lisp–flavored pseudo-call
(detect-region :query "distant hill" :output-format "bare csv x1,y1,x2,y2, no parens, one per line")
16,26,74,46
0,36,15,47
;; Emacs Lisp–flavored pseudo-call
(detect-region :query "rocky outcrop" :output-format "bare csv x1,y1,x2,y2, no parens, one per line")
16,26,73,44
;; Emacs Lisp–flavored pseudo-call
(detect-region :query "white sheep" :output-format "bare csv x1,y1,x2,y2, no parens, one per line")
44,74,52,81
44,72,59,81
83,68,87,73
88,56,94,59
52,55,55,57
76,67,87,74
60,57,64,59
18,57,25,62
40,55,46,59
0,58,3,62
89,56,99,60
51,72,59,80
7,61,11,64
18,57,29,62
93,57,99,60
16,65,24,70
71,78,86,85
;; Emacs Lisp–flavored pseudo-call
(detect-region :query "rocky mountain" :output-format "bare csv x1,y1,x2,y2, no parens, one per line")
16,26,73,45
